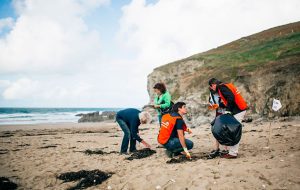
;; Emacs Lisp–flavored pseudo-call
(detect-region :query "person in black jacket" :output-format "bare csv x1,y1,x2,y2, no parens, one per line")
207,88,228,159
116,108,152,154
208,78,247,159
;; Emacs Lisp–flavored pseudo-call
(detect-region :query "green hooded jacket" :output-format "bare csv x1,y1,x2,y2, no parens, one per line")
154,91,172,116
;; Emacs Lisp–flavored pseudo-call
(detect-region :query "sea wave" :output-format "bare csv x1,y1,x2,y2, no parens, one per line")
0,108,122,125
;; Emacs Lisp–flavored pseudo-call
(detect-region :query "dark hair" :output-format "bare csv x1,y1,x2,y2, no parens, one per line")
172,102,186,113
208,78,221,86
153,83,167,94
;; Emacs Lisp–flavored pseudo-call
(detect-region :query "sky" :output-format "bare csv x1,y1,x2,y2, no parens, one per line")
0,0,299,108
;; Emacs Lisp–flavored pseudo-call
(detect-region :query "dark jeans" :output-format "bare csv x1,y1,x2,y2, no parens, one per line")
158,115,162,126
116,119,137,153
164,138,193,153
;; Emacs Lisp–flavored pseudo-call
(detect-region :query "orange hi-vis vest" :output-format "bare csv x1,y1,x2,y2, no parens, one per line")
218,83,248,111
157,113,187,145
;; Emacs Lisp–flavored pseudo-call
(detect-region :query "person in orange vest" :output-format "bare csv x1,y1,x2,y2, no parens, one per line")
208,78,247,159
157,102,193,159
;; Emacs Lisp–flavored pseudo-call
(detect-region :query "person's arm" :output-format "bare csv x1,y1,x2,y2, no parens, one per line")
130,120,151,148
130,119,143,142
219,85,235,112
177,129,191,159
141,140,151,148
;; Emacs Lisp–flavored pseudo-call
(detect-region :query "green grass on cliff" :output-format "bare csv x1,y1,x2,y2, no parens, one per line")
192,32,300,73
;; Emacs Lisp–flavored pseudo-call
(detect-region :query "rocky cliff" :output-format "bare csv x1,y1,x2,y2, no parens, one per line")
147,22,300,127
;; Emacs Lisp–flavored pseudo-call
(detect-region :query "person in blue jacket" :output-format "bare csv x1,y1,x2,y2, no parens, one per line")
116,108,152,154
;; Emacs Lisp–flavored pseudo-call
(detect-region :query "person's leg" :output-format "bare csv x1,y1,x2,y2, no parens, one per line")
208,139,221,158
226,111,246,157
158,115,162,126
228,143,239,156
185,139,194,150
214,139,220,150
129,137,137,152
116,119,131,153
164,138,193,153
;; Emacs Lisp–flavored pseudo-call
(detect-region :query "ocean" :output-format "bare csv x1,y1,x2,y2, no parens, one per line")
0,108,123,125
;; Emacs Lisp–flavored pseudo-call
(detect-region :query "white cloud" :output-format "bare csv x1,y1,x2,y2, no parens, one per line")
0,80,11,87
0,17,14,32
118,0,300,72
3,78,38,99
0,0,109,74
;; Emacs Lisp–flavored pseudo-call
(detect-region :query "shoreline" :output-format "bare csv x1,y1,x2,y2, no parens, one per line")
0,121,116,131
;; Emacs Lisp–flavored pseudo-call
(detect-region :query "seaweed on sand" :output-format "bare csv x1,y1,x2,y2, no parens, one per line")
166,153,209,164
57,170,113,190
126,148,156,160
0,177,18,190
81,149,118,155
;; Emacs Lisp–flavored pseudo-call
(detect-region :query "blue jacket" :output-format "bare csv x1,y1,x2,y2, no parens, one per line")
116,108,142,142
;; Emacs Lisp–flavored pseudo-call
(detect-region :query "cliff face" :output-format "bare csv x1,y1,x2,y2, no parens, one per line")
147,22,300,127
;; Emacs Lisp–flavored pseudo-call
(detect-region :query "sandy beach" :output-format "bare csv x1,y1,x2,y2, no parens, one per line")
0,117,299,190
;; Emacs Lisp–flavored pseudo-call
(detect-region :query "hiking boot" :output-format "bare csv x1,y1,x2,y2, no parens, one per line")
208,149,220,159
219,149,229,155
129,149,138,153
221,153,237,159
165,150,174,158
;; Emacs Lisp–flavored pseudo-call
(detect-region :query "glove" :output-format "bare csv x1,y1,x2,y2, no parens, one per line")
183,147,191,159
208,104,219,110
224,111,232,115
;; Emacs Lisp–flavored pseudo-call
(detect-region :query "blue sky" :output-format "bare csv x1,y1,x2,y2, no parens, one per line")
0,0,299,108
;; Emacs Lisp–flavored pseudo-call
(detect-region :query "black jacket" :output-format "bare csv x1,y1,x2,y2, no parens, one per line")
217,84,244,115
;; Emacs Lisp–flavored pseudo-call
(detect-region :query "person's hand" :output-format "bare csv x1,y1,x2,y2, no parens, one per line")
185,151,191,159
208,104,219,110
142,141,151,148
212,104,219,109
183,147,191,159
153,105,160,109
186,128,192,134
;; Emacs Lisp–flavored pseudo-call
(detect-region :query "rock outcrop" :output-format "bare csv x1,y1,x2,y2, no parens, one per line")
78,111,116,123
147,22,300,127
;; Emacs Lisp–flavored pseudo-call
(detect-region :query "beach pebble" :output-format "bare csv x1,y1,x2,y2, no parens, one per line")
107,185,112,190
156,185,161,189
262,184,266,188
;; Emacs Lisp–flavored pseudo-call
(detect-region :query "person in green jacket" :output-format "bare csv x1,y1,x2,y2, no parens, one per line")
153,82,172,125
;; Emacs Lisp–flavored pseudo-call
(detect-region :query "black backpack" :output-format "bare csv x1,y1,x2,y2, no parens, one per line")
160,101,174,115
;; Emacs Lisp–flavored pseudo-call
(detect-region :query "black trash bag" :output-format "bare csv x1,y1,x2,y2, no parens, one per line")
211,114,242,146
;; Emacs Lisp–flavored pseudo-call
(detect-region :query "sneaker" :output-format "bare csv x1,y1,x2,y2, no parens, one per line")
221,153,237,159
220,149,229,155
165,150,174,158
208,149,220,159
129,149,138,153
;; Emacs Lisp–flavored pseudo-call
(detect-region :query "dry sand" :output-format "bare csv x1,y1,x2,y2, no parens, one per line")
0,118,299,190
